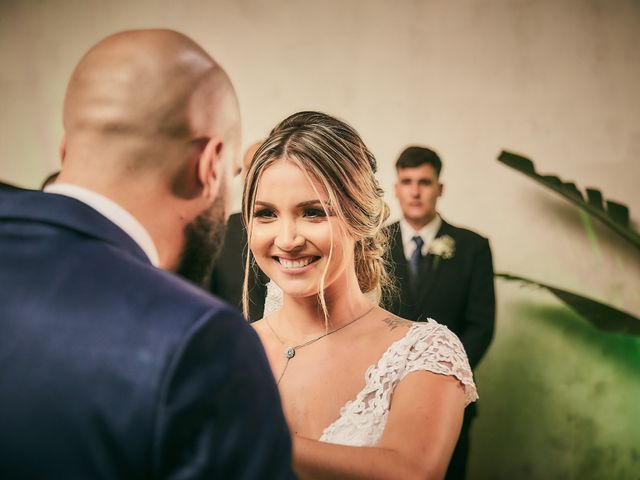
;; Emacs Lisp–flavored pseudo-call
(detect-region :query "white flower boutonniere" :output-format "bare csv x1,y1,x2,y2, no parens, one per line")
428,235,455,269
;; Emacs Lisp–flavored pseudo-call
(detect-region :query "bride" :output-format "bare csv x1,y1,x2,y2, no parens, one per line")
242,111,477,479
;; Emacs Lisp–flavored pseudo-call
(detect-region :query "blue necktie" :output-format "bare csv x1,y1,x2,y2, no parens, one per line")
409,235,424,275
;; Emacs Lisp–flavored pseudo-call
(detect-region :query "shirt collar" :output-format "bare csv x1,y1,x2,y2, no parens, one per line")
399,214,442,259
44,183,160,267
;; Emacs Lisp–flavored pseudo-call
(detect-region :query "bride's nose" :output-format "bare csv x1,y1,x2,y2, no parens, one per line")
274,218,305,251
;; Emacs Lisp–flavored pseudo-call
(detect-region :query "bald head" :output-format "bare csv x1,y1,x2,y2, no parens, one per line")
54,29,242,272
61,29,240,180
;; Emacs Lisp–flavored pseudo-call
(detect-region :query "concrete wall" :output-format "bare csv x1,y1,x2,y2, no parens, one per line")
1,1,639,478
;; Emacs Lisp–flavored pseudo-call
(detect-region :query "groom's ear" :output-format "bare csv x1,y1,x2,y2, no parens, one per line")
59,135,67,163
196,137,224,201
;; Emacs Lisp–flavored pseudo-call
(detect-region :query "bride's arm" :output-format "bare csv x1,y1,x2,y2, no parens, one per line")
292,371,466,480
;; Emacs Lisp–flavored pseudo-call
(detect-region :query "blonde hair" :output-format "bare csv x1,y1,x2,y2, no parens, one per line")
242,111,393,319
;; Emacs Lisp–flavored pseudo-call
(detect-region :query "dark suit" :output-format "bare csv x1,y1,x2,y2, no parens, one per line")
210,212,268,322
385,218,495,480
0,188,294,479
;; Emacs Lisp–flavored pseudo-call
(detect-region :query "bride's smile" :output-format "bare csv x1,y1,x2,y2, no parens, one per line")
275,255,320,271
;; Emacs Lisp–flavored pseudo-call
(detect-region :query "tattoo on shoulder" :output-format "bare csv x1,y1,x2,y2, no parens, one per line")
382,317,412,331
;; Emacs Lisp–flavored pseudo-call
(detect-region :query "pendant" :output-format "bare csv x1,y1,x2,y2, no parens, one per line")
284,346,295,359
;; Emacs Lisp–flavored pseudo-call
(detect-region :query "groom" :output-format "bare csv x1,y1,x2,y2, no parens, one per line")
0,30,293,479
386,146,495,480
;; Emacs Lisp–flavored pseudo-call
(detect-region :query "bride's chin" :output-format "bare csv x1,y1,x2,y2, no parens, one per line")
280,286,321,300
270,279,319,299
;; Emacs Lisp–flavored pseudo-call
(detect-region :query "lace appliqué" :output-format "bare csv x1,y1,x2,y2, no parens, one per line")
263,280,283,317
319,320,478,447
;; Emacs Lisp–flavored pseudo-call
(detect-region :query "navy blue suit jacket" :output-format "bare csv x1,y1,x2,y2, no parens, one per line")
0,188,294,479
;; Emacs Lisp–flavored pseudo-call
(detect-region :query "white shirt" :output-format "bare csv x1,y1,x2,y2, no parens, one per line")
399,214,442,261
44,183,160,267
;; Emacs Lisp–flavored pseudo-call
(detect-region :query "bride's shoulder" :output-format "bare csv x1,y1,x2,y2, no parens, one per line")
370,310,412,340
375,313,464,353
406,318,464,346
410,317,452,333
379,313,413,331
375,311,447,337
398,319,478,406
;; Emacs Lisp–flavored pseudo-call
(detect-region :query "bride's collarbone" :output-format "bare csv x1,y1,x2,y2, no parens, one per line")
277,324,412,423
269,319,411,376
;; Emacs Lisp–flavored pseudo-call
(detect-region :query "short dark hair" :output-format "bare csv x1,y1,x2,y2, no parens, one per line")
395,146,442,177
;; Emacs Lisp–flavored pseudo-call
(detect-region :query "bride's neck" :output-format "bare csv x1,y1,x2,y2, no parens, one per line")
274,285,371,341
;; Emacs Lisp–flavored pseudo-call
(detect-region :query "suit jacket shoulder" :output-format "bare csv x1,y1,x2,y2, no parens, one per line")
438,219,490,246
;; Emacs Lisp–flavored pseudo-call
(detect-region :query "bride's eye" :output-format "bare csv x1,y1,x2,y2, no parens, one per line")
303,208,327,219
254,208,276,220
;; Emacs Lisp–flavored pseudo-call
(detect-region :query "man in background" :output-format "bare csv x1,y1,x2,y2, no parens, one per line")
0,29,293,479
209,140,269,320
386,146,495,480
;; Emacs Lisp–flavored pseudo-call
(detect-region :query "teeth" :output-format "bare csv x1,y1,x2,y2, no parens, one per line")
279,257,315,269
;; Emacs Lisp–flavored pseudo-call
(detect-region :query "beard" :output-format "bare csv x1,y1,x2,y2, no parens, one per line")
176,184,228,288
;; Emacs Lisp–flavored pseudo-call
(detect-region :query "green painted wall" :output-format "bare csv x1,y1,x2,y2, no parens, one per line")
471,288,640,479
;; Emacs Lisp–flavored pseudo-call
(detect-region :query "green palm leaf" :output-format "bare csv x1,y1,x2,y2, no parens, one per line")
497,273,640,336
497,151,640,250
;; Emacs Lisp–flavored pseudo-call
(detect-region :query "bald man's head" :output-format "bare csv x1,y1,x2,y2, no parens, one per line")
61,29,240,180
57,29,242,275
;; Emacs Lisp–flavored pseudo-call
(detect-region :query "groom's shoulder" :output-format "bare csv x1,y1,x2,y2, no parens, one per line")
133,261,243,326
441,219,489,246
109,263,258,379
88,247,248,346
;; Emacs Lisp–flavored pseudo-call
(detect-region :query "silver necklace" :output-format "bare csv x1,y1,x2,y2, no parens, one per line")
266,305,375,385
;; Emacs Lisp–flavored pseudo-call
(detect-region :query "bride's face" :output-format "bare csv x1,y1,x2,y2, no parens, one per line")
249,158,354,299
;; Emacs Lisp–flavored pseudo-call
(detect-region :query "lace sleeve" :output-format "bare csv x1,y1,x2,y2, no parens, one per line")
402,320,478,406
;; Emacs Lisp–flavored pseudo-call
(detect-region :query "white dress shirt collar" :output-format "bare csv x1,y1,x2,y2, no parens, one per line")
399,214,442,261
44,183,160,267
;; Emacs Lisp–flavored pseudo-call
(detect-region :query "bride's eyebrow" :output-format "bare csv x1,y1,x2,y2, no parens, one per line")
297,200,331,208
253,200,332,208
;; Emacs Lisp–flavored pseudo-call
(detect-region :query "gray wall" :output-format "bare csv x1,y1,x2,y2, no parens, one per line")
1,1,639,478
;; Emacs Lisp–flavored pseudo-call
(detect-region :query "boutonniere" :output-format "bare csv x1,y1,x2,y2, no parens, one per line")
428,235,455,269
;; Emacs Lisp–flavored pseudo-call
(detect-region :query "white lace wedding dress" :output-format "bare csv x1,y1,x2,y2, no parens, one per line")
263,281,478,447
